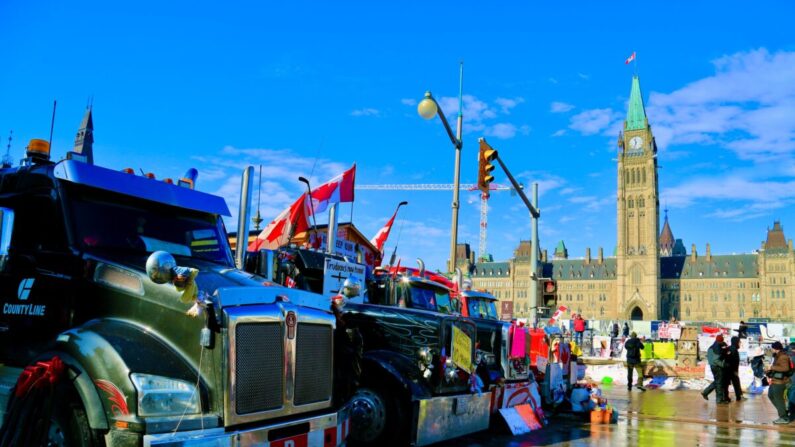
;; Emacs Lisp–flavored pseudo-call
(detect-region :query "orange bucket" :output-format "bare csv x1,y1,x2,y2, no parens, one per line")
590,409,602,423
602,409,612,423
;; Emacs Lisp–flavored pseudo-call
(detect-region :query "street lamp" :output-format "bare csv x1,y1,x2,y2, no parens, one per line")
417,63,464,272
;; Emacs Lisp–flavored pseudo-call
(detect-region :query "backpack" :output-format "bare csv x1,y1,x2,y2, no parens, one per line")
707,346,725,368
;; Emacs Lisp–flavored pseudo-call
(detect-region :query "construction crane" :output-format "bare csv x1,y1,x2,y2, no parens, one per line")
355,183,517,261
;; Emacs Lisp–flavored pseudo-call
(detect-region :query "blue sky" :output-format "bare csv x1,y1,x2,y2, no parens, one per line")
2,1,795,270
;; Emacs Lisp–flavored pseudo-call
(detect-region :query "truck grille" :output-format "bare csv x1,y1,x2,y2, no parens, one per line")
294,324,332,406
234,323,284,414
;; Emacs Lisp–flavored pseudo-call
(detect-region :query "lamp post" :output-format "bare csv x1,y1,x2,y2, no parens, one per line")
418,63,464,273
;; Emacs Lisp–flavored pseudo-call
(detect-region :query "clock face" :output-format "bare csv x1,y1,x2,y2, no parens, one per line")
629,136,643,150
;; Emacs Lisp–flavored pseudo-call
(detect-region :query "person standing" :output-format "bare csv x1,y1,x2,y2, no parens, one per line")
624,332,646,391
622,322,630,338
574,314,586,346
725,336,744,401
766,341,792,424
737,321,749,339
750,347,767,392
701,335,730,404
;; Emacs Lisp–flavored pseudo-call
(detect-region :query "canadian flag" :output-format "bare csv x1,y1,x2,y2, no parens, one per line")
248,194,310,251
548,305,569,325
625,51,636,65
309,164,356,214
370,207,400,254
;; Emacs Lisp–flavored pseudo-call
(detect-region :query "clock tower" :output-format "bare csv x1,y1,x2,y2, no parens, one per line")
616,76,660,320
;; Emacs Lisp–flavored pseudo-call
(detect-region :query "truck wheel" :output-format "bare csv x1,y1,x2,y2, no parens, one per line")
348,386,405,445
48,387,103,447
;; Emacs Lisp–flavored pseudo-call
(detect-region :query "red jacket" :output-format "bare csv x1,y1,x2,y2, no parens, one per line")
574,318,586,332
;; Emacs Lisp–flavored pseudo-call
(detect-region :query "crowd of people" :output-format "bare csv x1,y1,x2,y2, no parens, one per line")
564,314,795,426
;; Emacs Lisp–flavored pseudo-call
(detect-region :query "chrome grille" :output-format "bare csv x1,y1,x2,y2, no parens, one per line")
235,323,283,414
294,323,332,406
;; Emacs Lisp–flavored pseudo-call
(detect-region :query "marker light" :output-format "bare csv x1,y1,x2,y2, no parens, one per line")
145,172,156,179
163,178,173,184
122,168,135,174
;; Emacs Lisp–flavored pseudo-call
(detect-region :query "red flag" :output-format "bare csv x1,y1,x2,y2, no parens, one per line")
310,164,356,214
548,305,569,325
625,51,636,65
370,207,400,253
248,193,310,251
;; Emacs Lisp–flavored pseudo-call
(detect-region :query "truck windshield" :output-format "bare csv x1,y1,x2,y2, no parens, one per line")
399,282,453,313
467,297,498,320
66,185,234,267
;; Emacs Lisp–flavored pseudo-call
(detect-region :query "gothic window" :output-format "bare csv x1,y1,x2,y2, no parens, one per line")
628,198,634,208
639,197,645,208
711,307,717,318
783,290,786,298
625,171,630,184
642,168,647,184
600,306,604,316
739,307,745,318
630,264,642,285
631,170,636,184
753,307,760,317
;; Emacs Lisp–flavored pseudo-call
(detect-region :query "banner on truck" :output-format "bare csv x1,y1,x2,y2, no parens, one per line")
323,257,366,297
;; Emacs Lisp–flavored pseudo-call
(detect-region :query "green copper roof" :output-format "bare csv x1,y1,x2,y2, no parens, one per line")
625,76,648,131
555,240,567,253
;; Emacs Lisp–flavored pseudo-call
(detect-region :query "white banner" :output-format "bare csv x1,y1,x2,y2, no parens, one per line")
323,257,366,297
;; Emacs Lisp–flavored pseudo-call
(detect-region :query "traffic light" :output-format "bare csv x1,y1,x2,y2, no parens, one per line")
478,139,498,193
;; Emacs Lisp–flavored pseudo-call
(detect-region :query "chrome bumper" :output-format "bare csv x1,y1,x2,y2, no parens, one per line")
143,406,349,447
414,392,491,446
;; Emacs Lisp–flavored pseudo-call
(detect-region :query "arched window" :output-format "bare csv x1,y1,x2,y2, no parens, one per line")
642,168,646,184
628,198,634,208
631,170,636,184
625,171,630,184
600,306,605,316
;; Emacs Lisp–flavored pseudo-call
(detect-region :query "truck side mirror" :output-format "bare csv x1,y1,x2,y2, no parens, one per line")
0,208,13,272
146,251,177,284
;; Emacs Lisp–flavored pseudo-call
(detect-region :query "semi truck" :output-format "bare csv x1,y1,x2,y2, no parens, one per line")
0,139,348,446
248,248,491,446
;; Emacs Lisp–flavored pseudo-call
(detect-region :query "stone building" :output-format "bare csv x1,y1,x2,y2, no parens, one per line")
471,75,795,323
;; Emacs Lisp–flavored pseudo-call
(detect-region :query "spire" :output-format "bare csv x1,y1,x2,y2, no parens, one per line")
659,209,675,257
72,106,94,164
554,240,568,259
625,75,648,131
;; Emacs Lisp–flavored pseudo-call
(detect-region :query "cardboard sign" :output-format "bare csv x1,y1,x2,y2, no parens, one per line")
322,258,366,297
452,325,472,371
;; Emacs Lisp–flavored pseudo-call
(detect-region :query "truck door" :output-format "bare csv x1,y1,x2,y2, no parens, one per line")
0,193,75,366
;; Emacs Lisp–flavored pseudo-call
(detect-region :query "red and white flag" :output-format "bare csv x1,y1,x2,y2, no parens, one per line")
625,51,636,65
248,193,310,251
310,164,356,214
548,305,569,325
370,207,400,253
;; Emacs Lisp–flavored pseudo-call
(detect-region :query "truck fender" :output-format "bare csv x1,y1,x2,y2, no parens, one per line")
41,351,110,430
54,319,201,428
361,349,432,400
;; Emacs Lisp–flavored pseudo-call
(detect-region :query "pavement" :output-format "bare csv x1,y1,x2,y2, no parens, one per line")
437,385,795,446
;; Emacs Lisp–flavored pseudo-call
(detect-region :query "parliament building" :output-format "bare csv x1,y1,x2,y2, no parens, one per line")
471,76,793,323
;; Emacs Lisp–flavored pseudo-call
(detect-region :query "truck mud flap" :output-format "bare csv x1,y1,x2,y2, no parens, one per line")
414,392,491,446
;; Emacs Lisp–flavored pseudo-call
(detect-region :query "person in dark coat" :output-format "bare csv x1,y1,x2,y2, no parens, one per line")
611,323,620,338
701,335,730,403
624,332,645,391
724,336,743,401
622,322,630,338
737,321,749,339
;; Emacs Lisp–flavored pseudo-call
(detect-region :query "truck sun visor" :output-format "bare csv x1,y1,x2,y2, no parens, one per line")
53,160,231,216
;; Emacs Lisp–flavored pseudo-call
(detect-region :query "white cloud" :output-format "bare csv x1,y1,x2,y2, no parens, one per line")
551,129,566,137
401,98,417,106
578,73,590,80
662,175,795,210
550,101,575,113
351,108,380,117
485,123,518,139
569,108,622,135
495,97,525,114
568,48,795,163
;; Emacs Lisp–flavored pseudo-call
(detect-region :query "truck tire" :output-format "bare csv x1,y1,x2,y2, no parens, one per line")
47,386,103,447
348,386,406,446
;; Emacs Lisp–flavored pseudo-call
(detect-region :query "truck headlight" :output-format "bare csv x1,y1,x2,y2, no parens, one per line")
418,347,433,366
131,373,200,417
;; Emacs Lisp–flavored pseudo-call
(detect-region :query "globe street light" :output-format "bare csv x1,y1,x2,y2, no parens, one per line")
417,63,464,272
